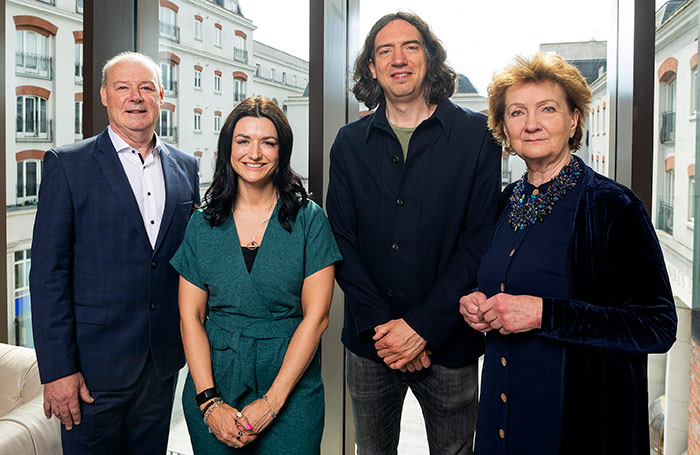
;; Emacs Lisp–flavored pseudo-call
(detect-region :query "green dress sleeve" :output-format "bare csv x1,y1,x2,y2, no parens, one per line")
302,200,343,278
170,209,207,291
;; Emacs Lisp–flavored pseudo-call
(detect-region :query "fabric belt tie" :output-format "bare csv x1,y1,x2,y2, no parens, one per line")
206,316,301,403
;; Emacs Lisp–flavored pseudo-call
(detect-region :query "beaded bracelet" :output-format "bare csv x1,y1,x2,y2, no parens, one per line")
202,397,224,425
262,395,277,418
200,396,222,417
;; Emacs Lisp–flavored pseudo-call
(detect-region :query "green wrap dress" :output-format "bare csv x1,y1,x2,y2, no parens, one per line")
170,200,341,455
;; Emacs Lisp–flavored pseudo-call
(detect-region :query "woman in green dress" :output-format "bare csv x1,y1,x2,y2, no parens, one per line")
171,97,341,454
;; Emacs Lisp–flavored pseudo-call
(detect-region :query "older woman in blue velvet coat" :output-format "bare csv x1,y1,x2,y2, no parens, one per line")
460,53,677,454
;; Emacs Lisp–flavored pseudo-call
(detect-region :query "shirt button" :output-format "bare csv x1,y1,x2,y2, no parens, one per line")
509,249,515,257
396,198,404,206
392,155,399,163
501,393,507,403
150,303,156,310
392,243,400,252
151,261,158,269
501,357,507,367
499,429,505,439
532,189,540,196
150,220,155,225
500,283,504,292
387,290,393,298
147,192,152,196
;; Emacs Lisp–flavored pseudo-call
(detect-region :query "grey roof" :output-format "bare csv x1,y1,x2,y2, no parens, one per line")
209,0,243,16
569,59,607,85
657,0,686,25
455,73,478,94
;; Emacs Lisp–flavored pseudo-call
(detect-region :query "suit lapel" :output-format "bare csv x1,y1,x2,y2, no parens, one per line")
93,129,152,249
154,145,179,254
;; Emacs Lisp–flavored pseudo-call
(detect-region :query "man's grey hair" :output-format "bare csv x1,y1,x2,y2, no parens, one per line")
101,51,163,91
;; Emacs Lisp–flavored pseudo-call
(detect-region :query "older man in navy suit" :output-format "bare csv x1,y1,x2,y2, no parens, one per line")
30,52,199,454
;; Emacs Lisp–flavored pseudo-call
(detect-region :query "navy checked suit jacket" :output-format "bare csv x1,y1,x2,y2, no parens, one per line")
30,128,200,390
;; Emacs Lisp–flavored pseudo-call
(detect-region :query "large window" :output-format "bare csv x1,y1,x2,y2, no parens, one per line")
13,249,32,348
16,95,50,141
194,68,202,89
16,160,42,204
194,16,202,40
75,42,83,84
75,100,83,139
16,30,51,79
233,78,246,102
214,72,222,93
159,6,179,42
161,62,178,97
234,34,247,63
159,109,176,143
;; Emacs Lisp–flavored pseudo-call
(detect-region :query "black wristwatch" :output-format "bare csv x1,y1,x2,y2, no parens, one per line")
195,387,220,406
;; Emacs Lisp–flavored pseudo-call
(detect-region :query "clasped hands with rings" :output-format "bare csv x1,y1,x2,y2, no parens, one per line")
205,403,256,449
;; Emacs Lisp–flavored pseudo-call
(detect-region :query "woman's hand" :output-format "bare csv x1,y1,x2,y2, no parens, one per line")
205,402,257,449
459,291,491,332
240,397,277,435
480,293,543,334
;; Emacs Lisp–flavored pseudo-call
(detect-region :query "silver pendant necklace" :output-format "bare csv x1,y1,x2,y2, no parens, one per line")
236,196,277,250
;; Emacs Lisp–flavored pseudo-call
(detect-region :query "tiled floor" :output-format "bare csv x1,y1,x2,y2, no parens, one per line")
166,367,430,455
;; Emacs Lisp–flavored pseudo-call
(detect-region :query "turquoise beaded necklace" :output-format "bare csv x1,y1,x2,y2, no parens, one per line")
508,156,582,231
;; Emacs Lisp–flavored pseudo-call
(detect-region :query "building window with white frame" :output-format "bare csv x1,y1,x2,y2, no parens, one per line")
215,25,222,47
214,113,222,133
16,95,50,141
75,42,83,83
159,109,176,142
75,101,83,139
234,35,247,63
16,30,51,79
16,159,42,203
194,16,202,40
159,6,179,42
194,111,202,132
76,0,83,14
234,78,246,102
691,66,697,116
661,79,676,143
255,64,261,77
214,73,222,93
194,68,202,89
14,248,33,348
161,62,177,96
271,68,276,81
689,175,696,223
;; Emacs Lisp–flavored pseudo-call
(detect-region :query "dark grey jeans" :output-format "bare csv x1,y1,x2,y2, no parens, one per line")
346,349,478,455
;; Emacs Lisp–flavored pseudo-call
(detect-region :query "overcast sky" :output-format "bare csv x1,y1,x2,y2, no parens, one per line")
241,0,670,95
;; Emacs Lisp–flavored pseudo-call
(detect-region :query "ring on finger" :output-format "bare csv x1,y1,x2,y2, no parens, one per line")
235,411,243,420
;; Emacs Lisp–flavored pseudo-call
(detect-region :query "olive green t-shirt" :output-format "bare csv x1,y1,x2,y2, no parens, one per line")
388,121,416,161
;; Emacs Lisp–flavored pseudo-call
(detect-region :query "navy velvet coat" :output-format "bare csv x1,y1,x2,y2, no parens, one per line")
500,161,677,453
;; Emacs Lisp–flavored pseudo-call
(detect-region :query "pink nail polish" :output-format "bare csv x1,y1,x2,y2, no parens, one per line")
246,424,252,430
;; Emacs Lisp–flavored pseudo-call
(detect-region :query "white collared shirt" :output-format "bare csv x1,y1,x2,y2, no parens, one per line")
108,126,166,249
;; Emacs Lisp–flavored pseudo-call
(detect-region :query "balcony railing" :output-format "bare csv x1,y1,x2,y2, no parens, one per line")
75,62,83,84
234,48,248,63
157,125,178,143
16,52,53,80
16,119,53,143
163,80,178,97
159,21,180,43
657,198,674,235
660,110,675,144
